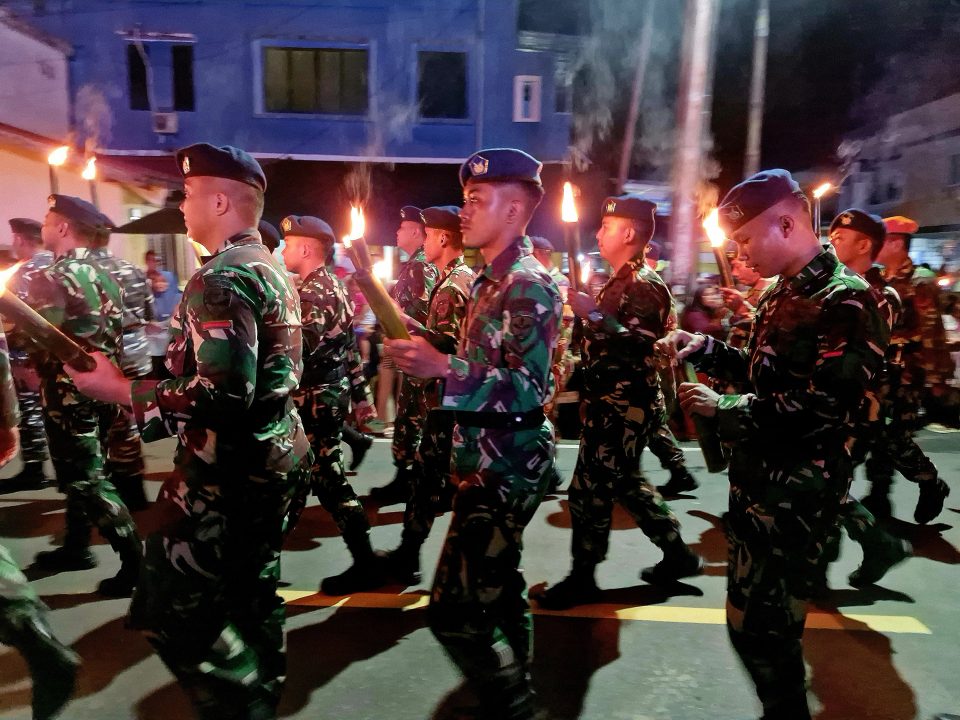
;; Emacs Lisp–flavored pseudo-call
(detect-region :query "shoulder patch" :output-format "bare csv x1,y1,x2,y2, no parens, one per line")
203,274,235,315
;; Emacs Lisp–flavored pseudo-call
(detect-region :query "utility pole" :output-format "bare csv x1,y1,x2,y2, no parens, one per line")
615,0,657,193
666,0,719,297
743,0,769,178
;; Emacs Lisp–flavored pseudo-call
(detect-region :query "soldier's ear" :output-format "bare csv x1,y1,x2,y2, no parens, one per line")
213,192,230,217
779,214,794,237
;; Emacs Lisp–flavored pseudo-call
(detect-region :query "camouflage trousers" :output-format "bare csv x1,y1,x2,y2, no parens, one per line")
645,409,688,474
290,383,369,547
569,398,681,568
820,495,898,571
401,409,454,548
724,451,849,720
391,374,426,468
428,423,553,718
106,407,146,480
13,372,48,464
0,544,48,645
40,378,139,554
129,445,312,720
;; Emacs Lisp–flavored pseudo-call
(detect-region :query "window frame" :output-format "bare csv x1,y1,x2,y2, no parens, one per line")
253,38,374,120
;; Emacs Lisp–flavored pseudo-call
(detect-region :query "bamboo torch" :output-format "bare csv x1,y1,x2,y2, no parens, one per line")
341,206,410,340
47,145,69,195
703,208,734,288
812,182,833,237
562,181,581,292
0,262,96,371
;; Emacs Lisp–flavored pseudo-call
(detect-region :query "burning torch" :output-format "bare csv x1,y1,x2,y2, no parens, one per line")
562,181,582,292
0,263,96,372
703,208,734,288
82,156,99,210
341,206,410,340
47,145,69,195
812,182,833,237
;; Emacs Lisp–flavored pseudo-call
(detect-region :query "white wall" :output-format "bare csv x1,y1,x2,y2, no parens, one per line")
0,20,70,140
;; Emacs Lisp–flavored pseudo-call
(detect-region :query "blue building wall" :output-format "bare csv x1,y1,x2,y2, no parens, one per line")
13,0,571,163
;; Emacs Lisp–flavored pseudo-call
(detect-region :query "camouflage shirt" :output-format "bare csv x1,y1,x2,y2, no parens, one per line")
88,247,156,378
0,328,18,429
694,251,887,458
581,255,672,409
131,232,309,472
416,255,475,408
442,236,562,413
28,246,124,387
295,263,370,406
392,247,439,325
884,257,953,384
7,249,54,363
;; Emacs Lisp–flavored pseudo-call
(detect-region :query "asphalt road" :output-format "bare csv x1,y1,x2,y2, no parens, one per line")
1,429,958,720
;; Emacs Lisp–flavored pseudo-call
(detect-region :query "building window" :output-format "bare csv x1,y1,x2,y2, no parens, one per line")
417,51,467,119
126,42,195,111
513,75,542,122
263,46,368,114
950,154,960,186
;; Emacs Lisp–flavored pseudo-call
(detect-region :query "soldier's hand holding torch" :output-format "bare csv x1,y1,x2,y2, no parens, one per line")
64,350,132,406
654,329,706,363
567,290,599,320
385,336,447,379
657,330,719,415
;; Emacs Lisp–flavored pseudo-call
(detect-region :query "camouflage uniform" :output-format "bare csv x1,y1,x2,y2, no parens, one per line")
0,325,79,718
400,256,475,551
429,236,561,718
88,247,155,503
864,258,951,512
390,247,438,467
29,247,141,567
689,251,887,719
7,249,54,467
568,257,689,570
128,232,312,719
289,263,372,555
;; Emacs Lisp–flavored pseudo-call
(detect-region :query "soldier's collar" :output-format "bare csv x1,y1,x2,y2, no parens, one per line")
787,250,839,290
482,236,530,282
215,228,261,255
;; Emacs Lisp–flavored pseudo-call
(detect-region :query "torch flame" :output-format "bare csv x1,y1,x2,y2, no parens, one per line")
373,259,392,282
579,261,591,286
812,182,833,200
47,145,69,167
703,208,727,248
0,261,26,297
81,157,97,181
561,181,579,224
342,205,365,248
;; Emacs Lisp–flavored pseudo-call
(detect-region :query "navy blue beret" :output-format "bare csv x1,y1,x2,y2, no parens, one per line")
601,194,656,225
8,218,41,239
47,194,110,232
420,205,461,233
258,220,281,251
459,148,543,188
400,206,424,224
280,215,335,244
718,169,805,234
175,143,266,192
829,209,886,246
529,235,554,251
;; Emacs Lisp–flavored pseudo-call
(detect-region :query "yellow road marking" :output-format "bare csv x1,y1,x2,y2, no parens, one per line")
277,591,930,634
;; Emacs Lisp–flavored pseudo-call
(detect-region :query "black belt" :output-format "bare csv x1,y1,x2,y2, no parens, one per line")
300,364,345,386
451,408,545,430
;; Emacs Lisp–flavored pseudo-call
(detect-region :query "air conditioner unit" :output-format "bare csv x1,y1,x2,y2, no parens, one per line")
152,111,179,134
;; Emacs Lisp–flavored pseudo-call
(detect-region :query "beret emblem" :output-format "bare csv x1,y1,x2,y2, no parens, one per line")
469,155,489,176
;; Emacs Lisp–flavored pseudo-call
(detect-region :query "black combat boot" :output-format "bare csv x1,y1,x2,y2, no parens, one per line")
343,425,374,471
849,537,912,588
380,539,423,585
34,546,97,572
369,465,412,506
656,467,699,497
97,531,142,597
321,534,387,595
112,474,149,512
0,607,80,720
532,563,601,610
0,461,50,494
914,478,950,525
640,541,703,585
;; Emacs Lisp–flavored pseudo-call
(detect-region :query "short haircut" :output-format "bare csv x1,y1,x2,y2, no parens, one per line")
443,229,464,249
503,180,544,225
889,233,913,253
866,231,885,262
211,177,264,225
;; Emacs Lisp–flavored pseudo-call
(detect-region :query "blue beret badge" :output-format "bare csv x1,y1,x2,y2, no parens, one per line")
281,217,292,232
840,212,853,225
182,156,190,174
469,155,489,177
605,200,616,213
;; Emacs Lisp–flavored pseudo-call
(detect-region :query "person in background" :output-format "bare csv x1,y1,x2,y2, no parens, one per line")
144,250,181,379
680,283,730,341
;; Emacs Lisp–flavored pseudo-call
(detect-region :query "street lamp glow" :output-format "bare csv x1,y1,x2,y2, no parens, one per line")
47,145,69,166
561,181,579,223
81,157,97,181
812,182,833,199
